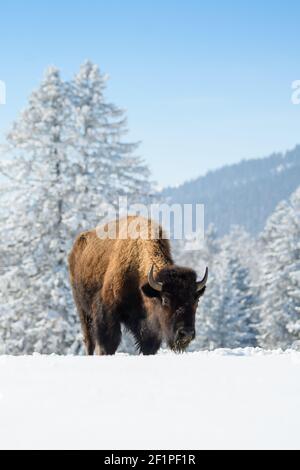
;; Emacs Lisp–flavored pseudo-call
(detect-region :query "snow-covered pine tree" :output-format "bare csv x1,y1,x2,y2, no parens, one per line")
0,67,78,354
258,187,300,349
187,226,257,350
0,64,153,354
214,241,257,349
68,60,153,222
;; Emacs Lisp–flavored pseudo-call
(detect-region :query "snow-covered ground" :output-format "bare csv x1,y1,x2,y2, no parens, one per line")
0,348,300,450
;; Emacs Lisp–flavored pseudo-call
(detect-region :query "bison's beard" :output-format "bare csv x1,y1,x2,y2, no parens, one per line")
168,338,192,353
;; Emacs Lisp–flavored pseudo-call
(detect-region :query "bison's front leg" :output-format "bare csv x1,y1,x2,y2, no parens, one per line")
130,320,162,355
93,303,121,355
139,335,161,355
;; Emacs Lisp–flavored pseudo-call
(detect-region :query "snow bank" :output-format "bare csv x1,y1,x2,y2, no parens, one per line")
0,349,300,450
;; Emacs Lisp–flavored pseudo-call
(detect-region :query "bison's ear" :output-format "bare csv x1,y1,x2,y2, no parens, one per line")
141,283,162,299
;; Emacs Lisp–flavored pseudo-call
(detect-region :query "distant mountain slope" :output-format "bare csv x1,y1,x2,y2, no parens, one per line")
161,146,300,236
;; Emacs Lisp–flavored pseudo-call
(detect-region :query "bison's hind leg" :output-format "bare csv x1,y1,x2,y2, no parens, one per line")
93,304,122,355
80,309,95,355
83,316,95,356
72,289,95,355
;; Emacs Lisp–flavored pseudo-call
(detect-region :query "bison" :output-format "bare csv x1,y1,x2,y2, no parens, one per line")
68,216,208,355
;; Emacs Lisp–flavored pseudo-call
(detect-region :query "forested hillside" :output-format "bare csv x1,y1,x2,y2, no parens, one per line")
162,147,300,235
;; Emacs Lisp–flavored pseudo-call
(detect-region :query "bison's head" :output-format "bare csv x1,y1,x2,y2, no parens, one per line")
141,265,208,352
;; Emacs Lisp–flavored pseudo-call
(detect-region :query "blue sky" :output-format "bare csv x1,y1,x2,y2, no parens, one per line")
0,0,300,187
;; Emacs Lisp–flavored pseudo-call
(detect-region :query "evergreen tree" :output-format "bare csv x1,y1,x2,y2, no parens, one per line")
0,64,153,354
67,61,153,223
187,226,257,350
0,67,77,354
215,247,257,348
258,187,300,349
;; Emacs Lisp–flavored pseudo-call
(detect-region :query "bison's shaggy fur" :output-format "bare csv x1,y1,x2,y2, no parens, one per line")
68,216,207,355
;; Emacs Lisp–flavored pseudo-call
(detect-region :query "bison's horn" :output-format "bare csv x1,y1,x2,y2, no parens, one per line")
148,265,163,292
196,267,208,292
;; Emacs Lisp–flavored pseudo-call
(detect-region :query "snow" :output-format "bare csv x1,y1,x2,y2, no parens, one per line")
0,349,300,450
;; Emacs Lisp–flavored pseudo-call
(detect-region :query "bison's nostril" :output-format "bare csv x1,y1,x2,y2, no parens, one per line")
177,329,186,339
186,328,195,339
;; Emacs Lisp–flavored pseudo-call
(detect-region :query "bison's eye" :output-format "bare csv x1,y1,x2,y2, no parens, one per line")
161,296,171,307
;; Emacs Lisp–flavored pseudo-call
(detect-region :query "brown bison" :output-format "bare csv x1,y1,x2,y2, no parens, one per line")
68,216,208,355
